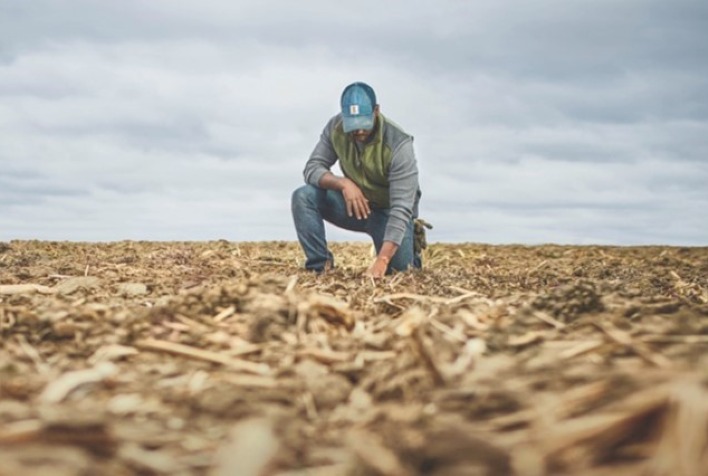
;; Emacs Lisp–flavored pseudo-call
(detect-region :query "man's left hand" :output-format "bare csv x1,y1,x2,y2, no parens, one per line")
364,256,389,279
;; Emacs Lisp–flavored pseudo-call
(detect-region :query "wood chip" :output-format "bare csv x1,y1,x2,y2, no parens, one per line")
134,338,272,375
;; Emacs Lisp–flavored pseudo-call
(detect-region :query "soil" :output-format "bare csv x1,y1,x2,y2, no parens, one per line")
1,240,707,475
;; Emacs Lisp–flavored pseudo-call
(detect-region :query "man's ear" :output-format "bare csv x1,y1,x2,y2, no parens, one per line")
374,104,380,116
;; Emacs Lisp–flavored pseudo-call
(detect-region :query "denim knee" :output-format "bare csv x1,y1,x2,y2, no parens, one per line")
291,185,317,211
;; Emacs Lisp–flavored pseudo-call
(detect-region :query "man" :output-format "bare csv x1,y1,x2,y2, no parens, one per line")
291,81,422,278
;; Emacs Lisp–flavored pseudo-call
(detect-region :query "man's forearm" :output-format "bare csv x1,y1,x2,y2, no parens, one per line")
377,241,398,262
317,171,346,191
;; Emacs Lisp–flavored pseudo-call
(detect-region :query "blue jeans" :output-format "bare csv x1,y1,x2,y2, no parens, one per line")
291,184,421,273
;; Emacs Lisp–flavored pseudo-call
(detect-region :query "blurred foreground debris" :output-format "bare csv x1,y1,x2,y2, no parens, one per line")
1,240,707,475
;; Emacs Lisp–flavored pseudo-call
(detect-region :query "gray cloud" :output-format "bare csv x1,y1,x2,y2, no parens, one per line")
0,0,706,245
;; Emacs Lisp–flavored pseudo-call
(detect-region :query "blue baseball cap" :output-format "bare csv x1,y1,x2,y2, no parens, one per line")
340,82,377,133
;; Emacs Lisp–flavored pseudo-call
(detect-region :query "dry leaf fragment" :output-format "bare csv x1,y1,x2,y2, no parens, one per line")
116,282,148,297
596,322,672,368
213,305,236,322
358,350,396,362
135,338,272,375
411,327,446,386
106,393,145,415
298,347,351,364
446,338,487,377
541,382,676,470
39,362,118,403
558,340,606,360
648,380,708,476
210,418,281,476
0,284,56,295
54,276,100,295
508,331,545,347
394,306,427,337
218,374,279,388
456,308,490,331
300,293,354,330
88,344,139,365
0,420,43,444
533,310,566,329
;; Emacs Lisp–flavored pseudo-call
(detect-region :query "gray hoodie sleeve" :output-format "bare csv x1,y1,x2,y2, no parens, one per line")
384,138,420,244
303,116,339,186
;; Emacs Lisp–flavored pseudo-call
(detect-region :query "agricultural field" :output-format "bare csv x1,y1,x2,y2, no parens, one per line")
1,240,707,475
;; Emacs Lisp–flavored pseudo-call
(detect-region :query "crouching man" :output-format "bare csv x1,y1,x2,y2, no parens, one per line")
291,81,422,278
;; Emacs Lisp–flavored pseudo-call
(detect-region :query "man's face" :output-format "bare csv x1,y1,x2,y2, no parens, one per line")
349,105,380,143
350,128,373,143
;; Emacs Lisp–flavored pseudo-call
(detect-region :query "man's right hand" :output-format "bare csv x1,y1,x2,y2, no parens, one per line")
318,172,371,220
340,178,370,220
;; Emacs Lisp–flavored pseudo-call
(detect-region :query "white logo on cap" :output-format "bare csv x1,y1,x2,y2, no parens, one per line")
349,105,359,115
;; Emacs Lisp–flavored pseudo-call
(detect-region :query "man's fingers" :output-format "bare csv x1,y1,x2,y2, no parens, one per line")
348,200,360,219
357,201,366,219
348,200,364,219
344,192,370,220
356,201,370,220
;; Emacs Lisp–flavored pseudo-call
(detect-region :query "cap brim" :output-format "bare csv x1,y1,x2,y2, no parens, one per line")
342,114,375,133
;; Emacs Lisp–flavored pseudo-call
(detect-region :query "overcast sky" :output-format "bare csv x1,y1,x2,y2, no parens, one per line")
1,0,706,245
